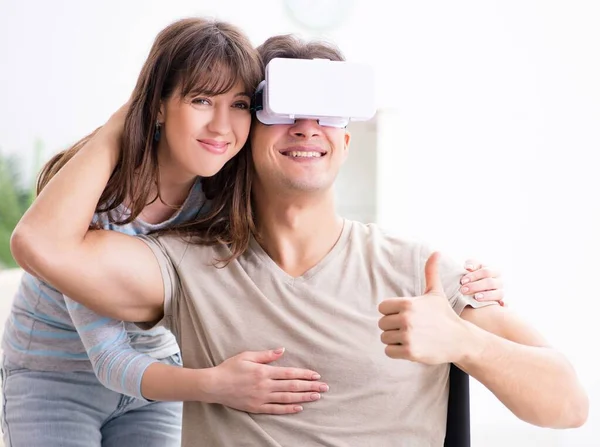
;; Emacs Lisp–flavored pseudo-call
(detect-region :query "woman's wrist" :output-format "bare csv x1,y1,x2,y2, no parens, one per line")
85,126,122,168
141,363,218,402
193,367,219,403
92,103,129,163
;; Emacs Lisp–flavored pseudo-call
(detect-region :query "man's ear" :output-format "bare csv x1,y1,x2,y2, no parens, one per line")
341,130,351,163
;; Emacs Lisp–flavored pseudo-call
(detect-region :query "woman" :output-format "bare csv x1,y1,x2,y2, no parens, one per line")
0,18,328,447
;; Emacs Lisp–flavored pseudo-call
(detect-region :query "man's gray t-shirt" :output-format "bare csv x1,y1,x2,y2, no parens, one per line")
141,220,490,446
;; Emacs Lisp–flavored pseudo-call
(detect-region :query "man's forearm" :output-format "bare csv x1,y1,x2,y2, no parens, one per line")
456,322,588,428
141,363,214,402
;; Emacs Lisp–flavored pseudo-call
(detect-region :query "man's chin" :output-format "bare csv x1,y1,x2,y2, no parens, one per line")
279,178,332,194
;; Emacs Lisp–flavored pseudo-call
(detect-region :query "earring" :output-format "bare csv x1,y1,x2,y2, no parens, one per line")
154,121,161,142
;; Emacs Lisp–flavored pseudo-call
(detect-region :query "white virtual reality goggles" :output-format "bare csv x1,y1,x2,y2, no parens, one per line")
252,57,376,128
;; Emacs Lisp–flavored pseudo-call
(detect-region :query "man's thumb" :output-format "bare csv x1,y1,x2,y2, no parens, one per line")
424,252,444,294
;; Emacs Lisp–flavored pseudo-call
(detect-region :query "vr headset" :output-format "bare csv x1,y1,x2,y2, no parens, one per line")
253,57,376,128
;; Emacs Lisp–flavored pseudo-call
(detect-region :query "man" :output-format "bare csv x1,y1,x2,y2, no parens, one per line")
12,35,588,446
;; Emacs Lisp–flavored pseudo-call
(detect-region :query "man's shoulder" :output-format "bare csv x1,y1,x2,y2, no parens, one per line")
348,221,467,301
348,221,427,261
344,221,430,296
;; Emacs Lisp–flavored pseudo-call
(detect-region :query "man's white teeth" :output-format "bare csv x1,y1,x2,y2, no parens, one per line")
286,151,322,158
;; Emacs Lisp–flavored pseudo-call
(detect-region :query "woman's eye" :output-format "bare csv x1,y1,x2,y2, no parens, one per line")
233,102,250,110
192,98,211,105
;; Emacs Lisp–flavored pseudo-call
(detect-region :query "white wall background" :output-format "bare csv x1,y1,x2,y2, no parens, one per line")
1,1,599,445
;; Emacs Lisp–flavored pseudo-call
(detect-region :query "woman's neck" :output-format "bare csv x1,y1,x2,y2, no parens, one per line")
138,176,196,225
137,144,197,224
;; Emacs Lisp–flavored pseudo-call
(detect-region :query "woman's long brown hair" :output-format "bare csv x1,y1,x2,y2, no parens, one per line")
36,18,262,262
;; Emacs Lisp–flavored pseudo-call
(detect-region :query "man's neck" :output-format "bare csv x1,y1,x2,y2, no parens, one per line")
254,190,344,278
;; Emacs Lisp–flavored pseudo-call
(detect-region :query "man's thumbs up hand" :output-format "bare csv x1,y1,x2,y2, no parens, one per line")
378,252,470,365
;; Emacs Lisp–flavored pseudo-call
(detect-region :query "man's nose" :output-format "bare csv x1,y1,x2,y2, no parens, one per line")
289,119,323,138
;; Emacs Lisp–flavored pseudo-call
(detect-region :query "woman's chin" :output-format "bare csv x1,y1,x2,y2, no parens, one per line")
194,163,226,178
